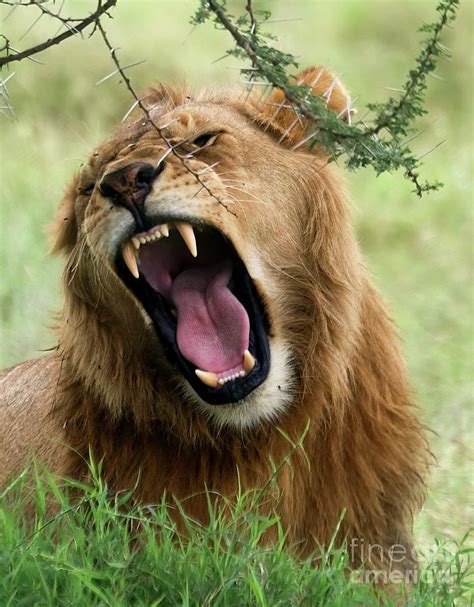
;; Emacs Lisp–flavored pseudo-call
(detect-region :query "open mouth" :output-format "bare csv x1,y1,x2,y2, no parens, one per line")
116,220,271,405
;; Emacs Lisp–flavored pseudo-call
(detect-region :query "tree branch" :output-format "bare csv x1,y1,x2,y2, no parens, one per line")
0,0,117,68
95,19,236,216
203,0,458,197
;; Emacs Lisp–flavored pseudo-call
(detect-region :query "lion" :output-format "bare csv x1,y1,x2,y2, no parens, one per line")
0,66,429,574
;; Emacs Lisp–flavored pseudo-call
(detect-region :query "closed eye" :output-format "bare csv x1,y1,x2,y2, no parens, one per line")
192,133,219,149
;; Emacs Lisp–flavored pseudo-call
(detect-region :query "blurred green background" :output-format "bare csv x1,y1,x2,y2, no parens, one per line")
0,1,472,548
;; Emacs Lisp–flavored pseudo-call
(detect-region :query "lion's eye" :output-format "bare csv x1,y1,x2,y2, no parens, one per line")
192,133,218,149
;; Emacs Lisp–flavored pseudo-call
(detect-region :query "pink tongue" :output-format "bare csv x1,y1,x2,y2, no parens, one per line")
170,262,250,373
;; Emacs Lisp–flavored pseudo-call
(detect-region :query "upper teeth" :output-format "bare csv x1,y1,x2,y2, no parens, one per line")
131,224,168,249
121,222,197,279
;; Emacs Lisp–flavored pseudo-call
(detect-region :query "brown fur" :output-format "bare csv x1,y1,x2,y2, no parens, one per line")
0,67,429,572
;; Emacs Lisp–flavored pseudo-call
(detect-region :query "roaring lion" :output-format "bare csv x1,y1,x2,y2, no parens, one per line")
0,67,429,573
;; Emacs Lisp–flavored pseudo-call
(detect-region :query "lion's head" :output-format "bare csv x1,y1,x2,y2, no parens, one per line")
52,66,363,431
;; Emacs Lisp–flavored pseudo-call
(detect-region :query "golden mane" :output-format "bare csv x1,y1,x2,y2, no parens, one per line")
0,66,429,574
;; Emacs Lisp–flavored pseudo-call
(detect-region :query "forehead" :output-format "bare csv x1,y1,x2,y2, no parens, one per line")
87,96,247,169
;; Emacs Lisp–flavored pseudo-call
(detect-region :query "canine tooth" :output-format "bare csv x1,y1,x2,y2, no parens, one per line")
160,224,169,237
132,237,141,249
195,369,219,388
176,223,197,258
243,350,255,373
122,240,139,279
239,370,245,377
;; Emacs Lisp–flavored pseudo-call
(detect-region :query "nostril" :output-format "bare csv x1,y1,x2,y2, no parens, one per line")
135,166,155,189
99,180,118,200
99,161,159,206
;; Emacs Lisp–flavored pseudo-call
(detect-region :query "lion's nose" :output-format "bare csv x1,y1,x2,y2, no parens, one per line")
99,162,159,210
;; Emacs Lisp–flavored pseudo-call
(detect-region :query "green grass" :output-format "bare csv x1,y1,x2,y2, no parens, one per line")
0,0,473,604
0,464,472,607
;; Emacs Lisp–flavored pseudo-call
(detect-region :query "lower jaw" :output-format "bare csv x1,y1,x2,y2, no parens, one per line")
187,341,294,430
117,257,272,406
115,221,274,405
146,269,271,406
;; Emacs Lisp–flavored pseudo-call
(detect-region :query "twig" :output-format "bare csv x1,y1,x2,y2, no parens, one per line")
205,0,331,132
203,0,458,196
0,0,117,68
95,20,236,217
245,0,257,37
371,0,455,135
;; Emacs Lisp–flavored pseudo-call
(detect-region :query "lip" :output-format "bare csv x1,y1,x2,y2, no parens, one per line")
115,216,271,405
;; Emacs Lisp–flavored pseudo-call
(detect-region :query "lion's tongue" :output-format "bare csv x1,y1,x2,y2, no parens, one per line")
170,262,250,373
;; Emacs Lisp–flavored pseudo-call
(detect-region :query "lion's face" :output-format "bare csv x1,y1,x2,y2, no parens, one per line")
54,68,356,429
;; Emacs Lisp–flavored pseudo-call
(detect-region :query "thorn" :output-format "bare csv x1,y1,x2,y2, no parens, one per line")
417,140,445,161
262,17,303,24
240,80,270,86
400,129,425,147
180,25,197,45
428,72,444,81
196,162,220,175
278,116,300,144
225,66,259,71
360,142,378,158
121,99,140,122
157,117,180,130
96,59,146,85
323,76,340,104
9,45,42,64
18,12,44,42
212,53,229,64
291,130,318,151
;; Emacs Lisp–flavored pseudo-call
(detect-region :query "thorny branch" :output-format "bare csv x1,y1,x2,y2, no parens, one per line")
0,0,117,68
95,20,236,216
244,0,257,69
200,0,459,196
370,1,456,136
1,1,40,5
1,0,459,199
0,0,235,214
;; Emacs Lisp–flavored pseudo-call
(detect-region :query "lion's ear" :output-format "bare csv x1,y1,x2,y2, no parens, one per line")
256,66,355,150
49,174,79,255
